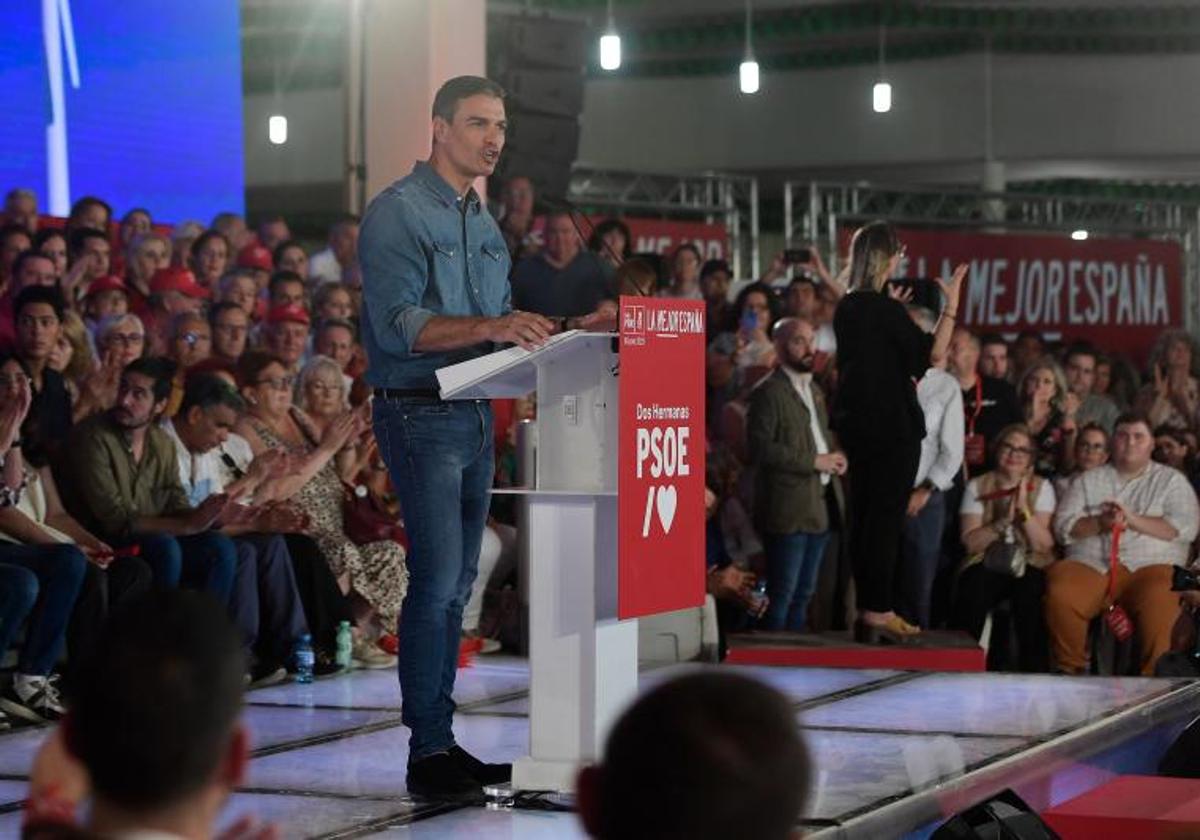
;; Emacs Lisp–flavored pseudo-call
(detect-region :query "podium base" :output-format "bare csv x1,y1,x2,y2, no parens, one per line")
511,756,580,793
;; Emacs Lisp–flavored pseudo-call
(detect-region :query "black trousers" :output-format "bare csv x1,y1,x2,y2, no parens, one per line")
843,438,920,614
284,534,353,654
952,563,1048,673
67,556,153,666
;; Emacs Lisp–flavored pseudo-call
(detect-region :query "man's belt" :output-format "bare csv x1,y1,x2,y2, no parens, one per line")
373,388,441,400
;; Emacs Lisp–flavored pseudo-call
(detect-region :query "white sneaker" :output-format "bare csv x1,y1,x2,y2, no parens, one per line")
10,674,66,722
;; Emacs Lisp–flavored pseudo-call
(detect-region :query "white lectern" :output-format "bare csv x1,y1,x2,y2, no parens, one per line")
437,331,635,792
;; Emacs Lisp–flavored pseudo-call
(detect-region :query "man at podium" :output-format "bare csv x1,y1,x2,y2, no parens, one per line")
358,75,554,800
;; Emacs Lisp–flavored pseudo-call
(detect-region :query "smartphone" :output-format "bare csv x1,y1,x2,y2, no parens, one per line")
739,309,758,333
783,247,812,265
888,277,943,311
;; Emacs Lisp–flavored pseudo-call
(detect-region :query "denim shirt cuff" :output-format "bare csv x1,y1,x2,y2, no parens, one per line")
397,306,437,354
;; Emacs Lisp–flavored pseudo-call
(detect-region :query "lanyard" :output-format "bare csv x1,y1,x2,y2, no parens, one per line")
1109,521,1125,603
967,376,983,435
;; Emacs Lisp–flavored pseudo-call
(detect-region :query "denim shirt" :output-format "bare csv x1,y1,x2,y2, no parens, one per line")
358,161,512,389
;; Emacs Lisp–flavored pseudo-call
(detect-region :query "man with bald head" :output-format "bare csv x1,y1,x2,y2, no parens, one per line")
947,327,1021,474
747,318,846,633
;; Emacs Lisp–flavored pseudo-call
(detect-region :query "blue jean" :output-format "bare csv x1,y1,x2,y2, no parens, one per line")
374,397,494,762
135,531,237,604
0,563,39,665
0,544,87,675
896,489,946,629
762,530,830,632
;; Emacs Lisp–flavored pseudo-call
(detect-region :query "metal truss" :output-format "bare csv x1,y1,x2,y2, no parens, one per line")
569,166,760,278
784,180,1200,331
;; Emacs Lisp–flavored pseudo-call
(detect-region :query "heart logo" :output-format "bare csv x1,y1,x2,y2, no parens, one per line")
656,485,677,535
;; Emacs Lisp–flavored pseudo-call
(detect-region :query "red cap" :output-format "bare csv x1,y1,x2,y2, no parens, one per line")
150,267,210,299
85,275,129,298
266,303,311,326
237,243,273,271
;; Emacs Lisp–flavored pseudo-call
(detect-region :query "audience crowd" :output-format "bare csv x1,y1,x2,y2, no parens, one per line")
2,177,1200,747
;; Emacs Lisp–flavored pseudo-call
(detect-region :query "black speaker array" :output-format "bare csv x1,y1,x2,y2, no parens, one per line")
488,13,587,202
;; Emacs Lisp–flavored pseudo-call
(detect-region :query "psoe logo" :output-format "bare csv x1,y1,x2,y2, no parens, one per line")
623,305,645,335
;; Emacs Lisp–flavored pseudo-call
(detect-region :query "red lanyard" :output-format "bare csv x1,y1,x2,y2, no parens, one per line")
1109,521,1125,602
967,376,983,435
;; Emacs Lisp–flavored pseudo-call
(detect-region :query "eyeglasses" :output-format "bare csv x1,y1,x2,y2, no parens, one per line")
1078,442,1107,452
998,443,1035,457
0,373,32,388
180,331,209,347
107,332,144,346
256,376,295,391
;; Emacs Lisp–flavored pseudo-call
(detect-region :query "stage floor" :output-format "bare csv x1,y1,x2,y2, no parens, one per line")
0,657,1197,838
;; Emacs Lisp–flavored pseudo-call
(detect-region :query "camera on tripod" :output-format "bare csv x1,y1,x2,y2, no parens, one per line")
1171,565,1200,595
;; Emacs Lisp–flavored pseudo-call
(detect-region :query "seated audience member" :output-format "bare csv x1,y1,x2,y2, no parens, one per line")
309,214,360,288
268,270,307,311
82,275,130,331
0,250,58,350
1154,424,1200,493
0,352,151,690
264,304,311,373
748,318,845,633
64,229,111,304
1011,329,1045,384
576,672,810,840
122,232,170,319
614,258,657,298
212,211,251,251
498,175,536,260
587,217,631,269
785,275,818,322
26,591,260,840
78,314,147,421
146,267,209,355
236,352,404,667
898,306,964,631
1,224,32,286
65,357,238,602
700,259,733,336
65,196,111,237
189,230,231,293
510,211,616,322
708,282,779,376
49,312,95,421
0,364,86,723
314,319,357,382
1055,423,1110,499
169,220,205,268
33,229,69,282
257,215,291,252
1064,342,1120,433
296,356,370,481
117,207,151,246
15,287,74,456
216,267,262,321
2,188,37,234
210,301,251,365
661,243,703,299
951,424,1056,672
703,458,761,653
1019,357,1079,477
1136,330,1200,433
273,239,309,278
314,281,354,323
163,374,314,684
235,242,274,292
1049,413,1200,675
977,333,1010,382
169,312,212,370
947,328,1022,474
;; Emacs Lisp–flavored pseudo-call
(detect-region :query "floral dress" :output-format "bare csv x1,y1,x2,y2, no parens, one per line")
250,411,408,625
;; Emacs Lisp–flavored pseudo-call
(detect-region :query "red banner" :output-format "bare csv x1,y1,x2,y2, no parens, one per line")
529,216,729,260
863,227,1184,362
617,296,707,619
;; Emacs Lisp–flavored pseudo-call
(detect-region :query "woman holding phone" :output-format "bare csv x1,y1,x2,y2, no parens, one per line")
831,221,966,643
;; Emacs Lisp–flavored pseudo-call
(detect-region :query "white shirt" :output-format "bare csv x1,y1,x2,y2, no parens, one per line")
162,420,255,507
782,366,831,486
308,247,343,287
1054,460,1200,573
914,368,965,491
814,322,837,354
961,475,1057,517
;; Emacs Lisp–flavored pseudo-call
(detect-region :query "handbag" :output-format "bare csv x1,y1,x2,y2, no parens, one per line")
982,524,1027,578
342,483,409,549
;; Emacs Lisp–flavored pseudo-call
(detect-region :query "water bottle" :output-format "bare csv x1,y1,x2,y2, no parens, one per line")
335,621,353,670
294,634,315,684
748,578,769,618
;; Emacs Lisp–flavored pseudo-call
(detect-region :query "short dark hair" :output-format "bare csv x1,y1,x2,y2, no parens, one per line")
979,332,1007,351
190,229,230,259
14,284,65,322
32,227,66,252
68,227,108,259
1115,411,1154,435
123,356,177,403
431,75,505,122
317,317,356,340
11,249,54,282
591,672,809,840
209,300,247,326
1065,341,1098,365
180,372,246,416
271,239,305,266
1016,329,1043,344
0,222,31,246
67,196,113,231
237,350,287,389
66,590,246,811
268,270,305,298
700,259,732,281
588,218,632,260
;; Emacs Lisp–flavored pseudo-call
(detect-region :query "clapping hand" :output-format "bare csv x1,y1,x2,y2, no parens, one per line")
935,263,969,312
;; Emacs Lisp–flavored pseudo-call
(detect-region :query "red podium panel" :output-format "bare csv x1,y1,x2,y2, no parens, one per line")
1041,774,1200,838
617,296,706,619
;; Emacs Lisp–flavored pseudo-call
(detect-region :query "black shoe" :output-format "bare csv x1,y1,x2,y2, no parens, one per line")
407,751,485,801
247,661,289,689
450,744,512,786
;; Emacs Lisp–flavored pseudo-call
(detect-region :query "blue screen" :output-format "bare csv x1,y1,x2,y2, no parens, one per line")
0,0,244,223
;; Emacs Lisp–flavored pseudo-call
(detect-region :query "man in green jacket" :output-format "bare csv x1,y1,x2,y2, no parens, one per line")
747,318,846,632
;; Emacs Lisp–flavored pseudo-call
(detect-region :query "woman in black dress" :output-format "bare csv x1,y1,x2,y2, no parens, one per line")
831,222,966,643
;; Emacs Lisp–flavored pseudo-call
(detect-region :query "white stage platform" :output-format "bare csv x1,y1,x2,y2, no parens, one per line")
0,657,1197,838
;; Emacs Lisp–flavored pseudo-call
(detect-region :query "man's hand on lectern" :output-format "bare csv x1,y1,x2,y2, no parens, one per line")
576,300,619,333
492,310,555,350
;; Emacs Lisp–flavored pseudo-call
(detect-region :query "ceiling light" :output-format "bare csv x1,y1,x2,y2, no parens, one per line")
740,0,759,94
599,0,620,70
874,25,891,113
268,115,288,145
1071,230,1089,241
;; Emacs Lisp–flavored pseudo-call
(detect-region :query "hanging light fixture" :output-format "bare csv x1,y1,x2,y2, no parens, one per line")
599,0,621,70
739,0,759,94
873,24,892,113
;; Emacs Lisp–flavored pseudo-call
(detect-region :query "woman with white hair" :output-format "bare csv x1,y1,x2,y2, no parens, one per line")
1135,329,1200,433
74,313,146,421
296,355,371,483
